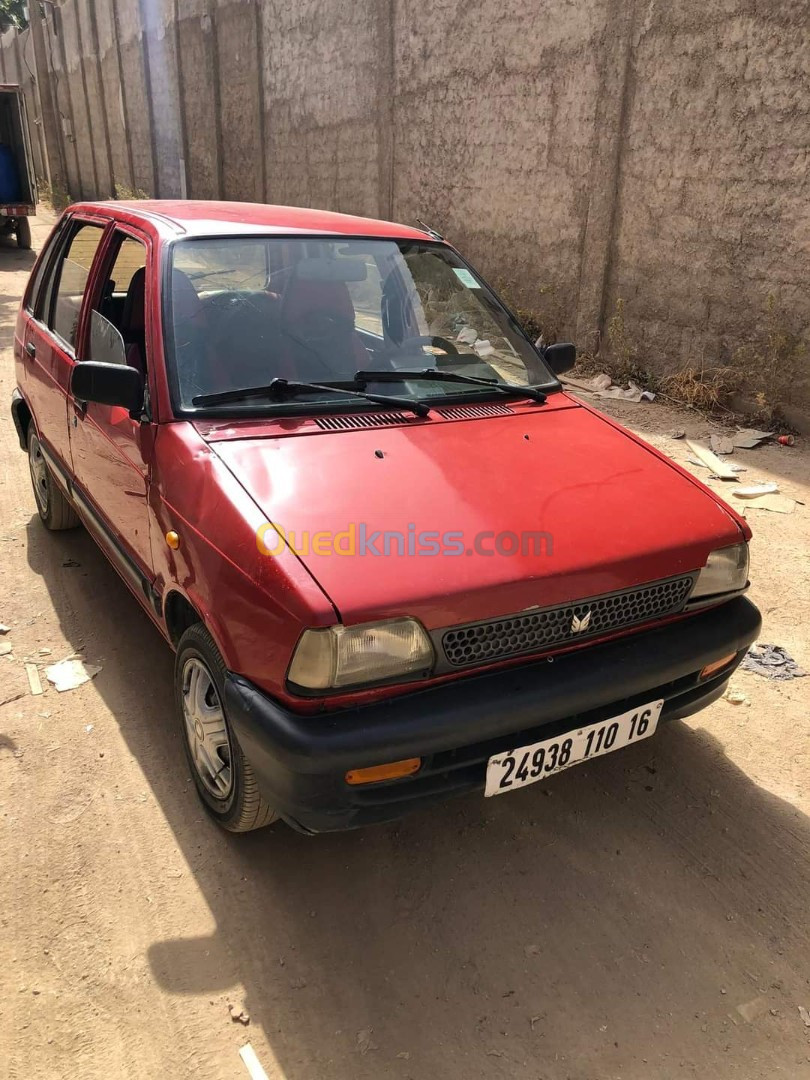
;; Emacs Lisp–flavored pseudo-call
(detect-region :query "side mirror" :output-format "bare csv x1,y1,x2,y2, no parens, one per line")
543,342,577,376
71,362,144,419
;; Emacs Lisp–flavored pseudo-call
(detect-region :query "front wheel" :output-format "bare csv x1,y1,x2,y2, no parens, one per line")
28,429,79,530
175,623,279,833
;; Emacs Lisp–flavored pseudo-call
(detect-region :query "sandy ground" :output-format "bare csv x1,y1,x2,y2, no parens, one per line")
1,209,809,1080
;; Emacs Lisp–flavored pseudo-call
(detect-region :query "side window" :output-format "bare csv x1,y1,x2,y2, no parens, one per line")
89,232,148,375
25,223,63,316
48,222,105,349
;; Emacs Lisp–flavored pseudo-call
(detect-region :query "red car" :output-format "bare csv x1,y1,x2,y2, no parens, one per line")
11,201,760,834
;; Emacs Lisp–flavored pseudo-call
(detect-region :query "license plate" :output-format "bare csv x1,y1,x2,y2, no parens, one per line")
485,700,664,797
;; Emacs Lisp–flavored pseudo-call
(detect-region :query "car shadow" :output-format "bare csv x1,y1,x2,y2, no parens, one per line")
24,516,810,1078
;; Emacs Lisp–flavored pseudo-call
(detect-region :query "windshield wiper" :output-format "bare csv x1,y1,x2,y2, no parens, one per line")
355,368,547,404
192,378,430,416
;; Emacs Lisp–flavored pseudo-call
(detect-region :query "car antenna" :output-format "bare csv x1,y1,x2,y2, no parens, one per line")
416,218,444,242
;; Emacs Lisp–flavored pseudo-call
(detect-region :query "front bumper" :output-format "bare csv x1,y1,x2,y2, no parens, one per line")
224,597,761,833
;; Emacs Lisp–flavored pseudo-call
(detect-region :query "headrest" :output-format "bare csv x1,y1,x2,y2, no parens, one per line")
293,257,367,283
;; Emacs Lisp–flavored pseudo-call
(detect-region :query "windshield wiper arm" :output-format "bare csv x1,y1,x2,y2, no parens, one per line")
192,378,430,416
355,368,547,404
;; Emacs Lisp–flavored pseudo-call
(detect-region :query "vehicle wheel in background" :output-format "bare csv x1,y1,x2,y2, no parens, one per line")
27,429,80,530
175,622,279,833
16,217,31,249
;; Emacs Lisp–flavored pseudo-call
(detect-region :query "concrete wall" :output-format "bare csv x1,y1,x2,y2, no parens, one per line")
3,0,809,413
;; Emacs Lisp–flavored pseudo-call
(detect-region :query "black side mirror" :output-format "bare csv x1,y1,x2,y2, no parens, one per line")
71,362,144,419
543,342,577,376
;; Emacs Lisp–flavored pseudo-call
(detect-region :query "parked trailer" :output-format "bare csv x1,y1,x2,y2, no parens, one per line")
0,84,37,250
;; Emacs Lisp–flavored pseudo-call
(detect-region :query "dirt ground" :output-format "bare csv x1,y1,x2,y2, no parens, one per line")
1,209,809,1080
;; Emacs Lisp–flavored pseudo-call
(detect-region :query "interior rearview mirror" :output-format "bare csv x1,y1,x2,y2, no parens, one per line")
71,362,144,419
543,342,577,376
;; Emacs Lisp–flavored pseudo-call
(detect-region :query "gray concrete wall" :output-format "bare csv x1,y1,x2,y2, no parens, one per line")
1,0,808,413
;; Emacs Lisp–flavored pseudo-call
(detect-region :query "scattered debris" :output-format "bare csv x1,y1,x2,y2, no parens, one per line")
25,664,43,696
530,1015,543,1031
799,1005,810,1028
740,494,796,515
38,648,52,656
732,483,780,499
742,644,806,681
561,372,655,402
524,943,540,956
710,434,735,456
671,429,686,440
61,559,81,568
486,1049,505,1058
356,1029,378,1055
723,687,749,706
228,1003,250,1026
396,1051,411,1059
0,642,12,657
736,996,769,1023
685,440,738,480
44,657,102,693
0,624,10,634
239,1043,270,1080
85,724,93,733
732,429,773,449
777,434,795,447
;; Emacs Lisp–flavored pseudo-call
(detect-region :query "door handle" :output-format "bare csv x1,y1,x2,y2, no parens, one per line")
25,341,36,358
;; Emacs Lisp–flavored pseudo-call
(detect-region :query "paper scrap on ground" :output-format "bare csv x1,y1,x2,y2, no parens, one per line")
0,623,10,634
45,657,102,692
25,663,43,695
732,483,779,499
710,434,735,455
741,644,806,681
741,493,796,514
239,1044,270,1080
732,428,773,449
685,440,738,480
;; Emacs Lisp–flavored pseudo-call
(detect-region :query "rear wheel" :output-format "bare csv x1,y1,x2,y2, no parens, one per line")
28,430,79,530
175,623,278,833
16,218,31,250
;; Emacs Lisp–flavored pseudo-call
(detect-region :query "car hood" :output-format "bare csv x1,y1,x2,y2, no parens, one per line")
202,398,745,628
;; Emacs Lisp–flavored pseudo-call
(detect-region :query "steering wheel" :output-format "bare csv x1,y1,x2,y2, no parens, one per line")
397,335,459,356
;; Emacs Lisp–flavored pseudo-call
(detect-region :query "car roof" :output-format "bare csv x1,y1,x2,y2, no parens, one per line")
73,200,432,242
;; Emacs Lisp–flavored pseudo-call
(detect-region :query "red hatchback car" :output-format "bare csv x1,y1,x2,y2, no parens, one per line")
11,201,760,834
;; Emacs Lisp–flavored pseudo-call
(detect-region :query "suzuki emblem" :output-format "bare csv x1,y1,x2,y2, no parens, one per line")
571,611,592,634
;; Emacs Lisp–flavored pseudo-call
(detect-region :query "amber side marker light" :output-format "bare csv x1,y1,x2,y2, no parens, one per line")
166,531,180,550
345,758,422,785
700,652,737,680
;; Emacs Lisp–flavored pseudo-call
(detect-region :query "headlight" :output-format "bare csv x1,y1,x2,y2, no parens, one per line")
288,618,435,691
691,543,749,600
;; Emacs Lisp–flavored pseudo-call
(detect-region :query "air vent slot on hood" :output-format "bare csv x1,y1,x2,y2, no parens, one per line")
435,402,513,419
314,412,409,431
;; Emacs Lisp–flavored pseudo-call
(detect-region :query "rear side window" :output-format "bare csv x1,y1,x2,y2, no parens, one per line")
47,222,105,349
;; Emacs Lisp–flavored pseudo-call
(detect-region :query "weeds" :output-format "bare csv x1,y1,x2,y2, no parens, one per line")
496,279,564,344
114,180,149,201
37,178,71,212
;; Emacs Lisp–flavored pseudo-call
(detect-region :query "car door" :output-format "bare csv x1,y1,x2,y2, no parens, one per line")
21,216,107,479
68,225,156,592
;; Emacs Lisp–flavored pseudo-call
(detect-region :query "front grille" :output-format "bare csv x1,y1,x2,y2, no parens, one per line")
441,574,695,668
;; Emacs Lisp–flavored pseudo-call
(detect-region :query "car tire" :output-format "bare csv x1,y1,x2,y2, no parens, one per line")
16,218,31,250
175,622,279,833
28,429,80,530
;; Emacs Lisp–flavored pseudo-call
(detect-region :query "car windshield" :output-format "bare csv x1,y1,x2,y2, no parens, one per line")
166,236,556,412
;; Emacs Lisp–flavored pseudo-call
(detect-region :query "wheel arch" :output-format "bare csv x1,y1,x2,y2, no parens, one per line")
163,588,232,666
11,388,33,451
